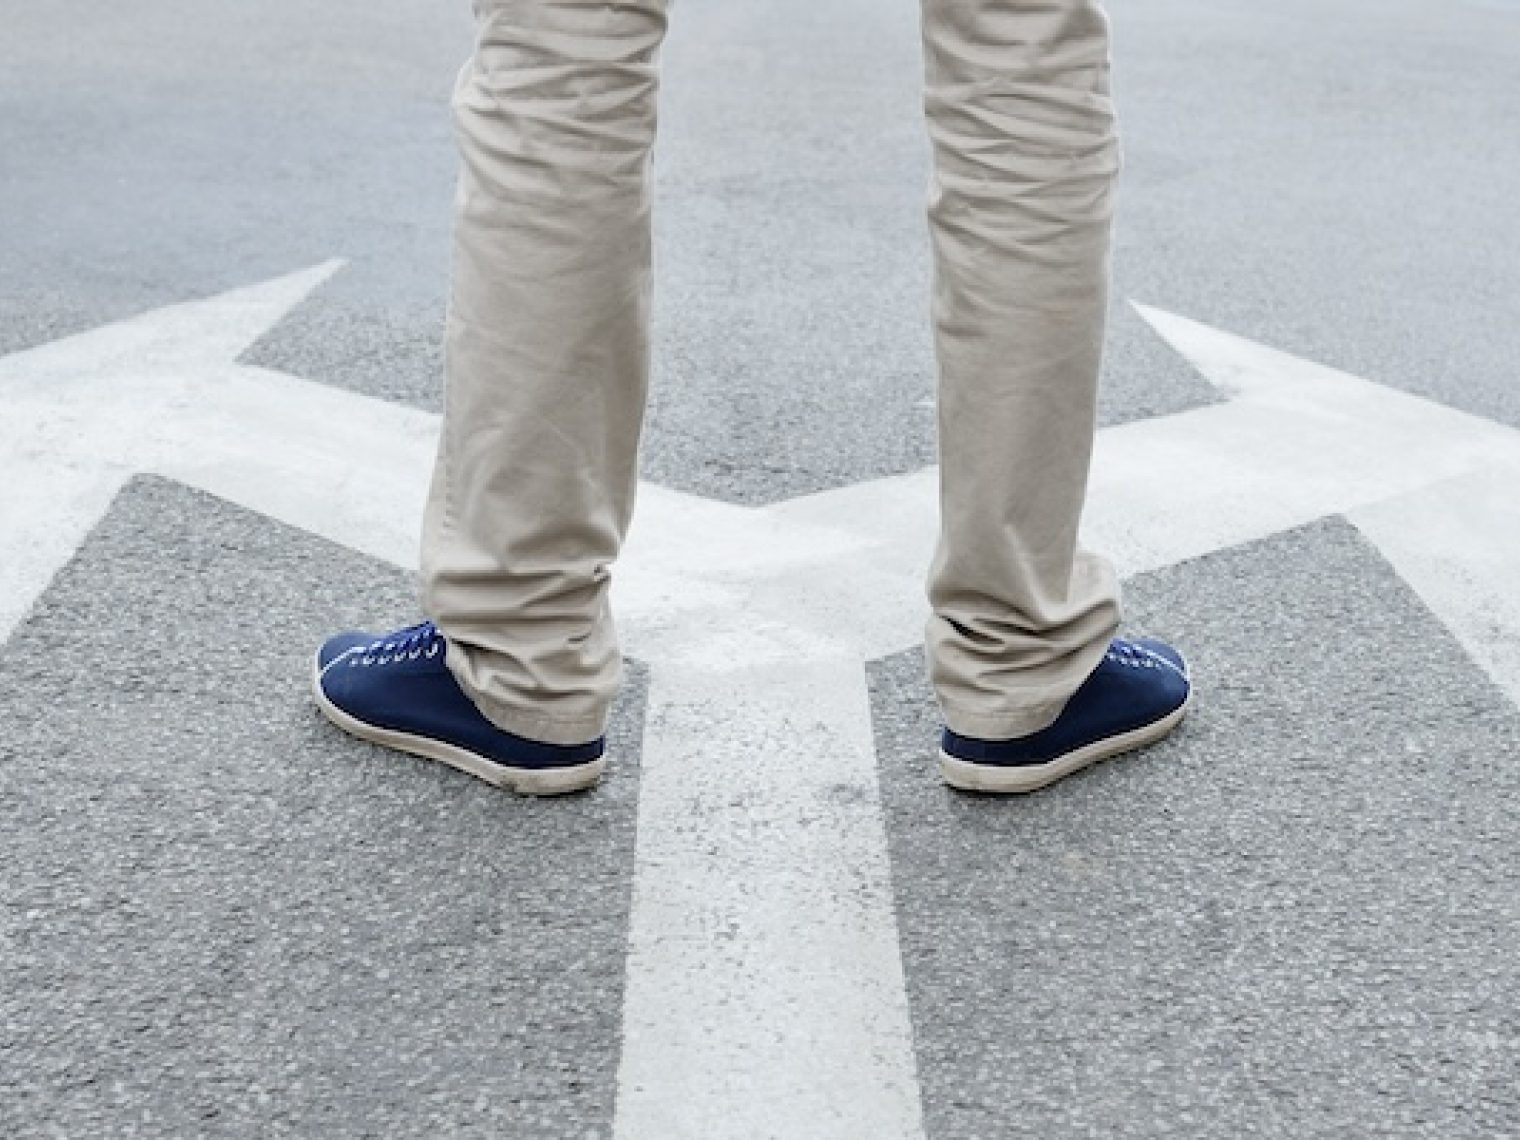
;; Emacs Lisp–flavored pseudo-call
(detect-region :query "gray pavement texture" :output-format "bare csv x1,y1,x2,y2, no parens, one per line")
4,0,1520,504
873,520,1520,1138
0,479,647,1138
4,0,1520,1136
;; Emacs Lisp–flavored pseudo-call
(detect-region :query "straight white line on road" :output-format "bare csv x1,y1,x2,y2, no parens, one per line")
3,266,1518,1136
614,656,924,1138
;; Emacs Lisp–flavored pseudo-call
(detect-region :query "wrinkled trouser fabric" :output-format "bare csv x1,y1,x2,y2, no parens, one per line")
421,0,1122,746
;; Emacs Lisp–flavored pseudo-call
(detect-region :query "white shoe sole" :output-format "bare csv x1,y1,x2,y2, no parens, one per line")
311,654,607,796
939,693,1192,794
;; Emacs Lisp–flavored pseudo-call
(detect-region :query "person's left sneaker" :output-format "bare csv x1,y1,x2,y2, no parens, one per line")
312,621,606,796
939,637,1192,794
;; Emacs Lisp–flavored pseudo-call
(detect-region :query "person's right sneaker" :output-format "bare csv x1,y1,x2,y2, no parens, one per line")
939,637,1192,793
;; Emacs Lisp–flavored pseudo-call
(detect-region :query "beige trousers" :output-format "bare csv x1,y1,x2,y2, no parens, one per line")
421,0,1122,746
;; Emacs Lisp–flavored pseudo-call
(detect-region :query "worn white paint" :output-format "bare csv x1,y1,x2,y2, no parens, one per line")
3,267,1519,1138
0,452,128,641
1099,305,1520,580
1118,305,1520,705
0,268,928,1140
1351,471,1520,705
0,263,440,630
615,656,923,1138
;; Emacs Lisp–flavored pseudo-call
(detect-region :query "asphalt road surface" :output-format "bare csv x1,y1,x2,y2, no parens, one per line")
3,1,1518,1136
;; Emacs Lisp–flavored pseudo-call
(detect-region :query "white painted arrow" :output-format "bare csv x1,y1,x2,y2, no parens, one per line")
0,261,439,638
3,267,1517,1139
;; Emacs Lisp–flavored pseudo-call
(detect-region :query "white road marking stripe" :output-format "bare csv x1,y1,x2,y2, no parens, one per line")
3,265,1518,1134
1096,304,1520,580
0,452,127,639
1114,305,1520,705
1351,472,1520,705
0,262,344,640
614,657,924,1139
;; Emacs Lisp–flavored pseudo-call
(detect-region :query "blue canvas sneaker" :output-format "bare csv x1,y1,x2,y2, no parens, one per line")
940,637,1192,793
312,621,606,796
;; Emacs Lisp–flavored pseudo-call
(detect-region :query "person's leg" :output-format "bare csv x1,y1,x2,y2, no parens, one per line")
313,0,667,793
920,0,1189,788
922,0,1122,737
422,0,669,746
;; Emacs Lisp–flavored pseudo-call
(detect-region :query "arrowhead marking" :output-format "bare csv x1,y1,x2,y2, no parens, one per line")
3,269,1519,1138
0,260,345,388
